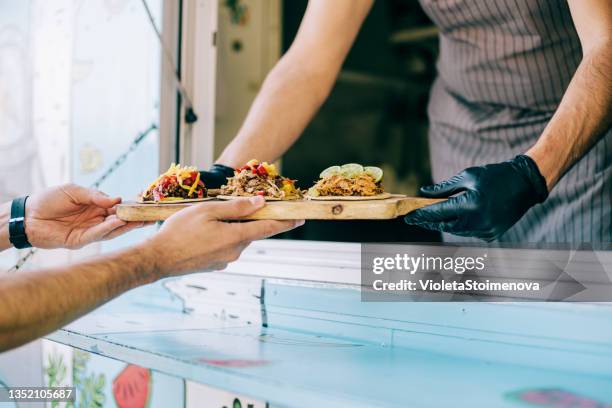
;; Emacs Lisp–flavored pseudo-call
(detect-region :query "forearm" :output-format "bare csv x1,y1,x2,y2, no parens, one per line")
0,243,158,351
217,54,335,167
527,40,612,189
0,202,10,251
217,0,373,168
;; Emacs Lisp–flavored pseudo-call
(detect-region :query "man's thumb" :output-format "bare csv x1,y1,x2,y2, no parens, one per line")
207,196,266,220
61,184,120,208
89,189,121,208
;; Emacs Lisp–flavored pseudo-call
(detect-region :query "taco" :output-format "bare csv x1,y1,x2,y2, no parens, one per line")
140,163,209,203
219,159,303,200
307,163,388,200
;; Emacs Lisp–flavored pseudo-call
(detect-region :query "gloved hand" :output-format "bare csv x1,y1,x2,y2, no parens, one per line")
199,164,236,189
404,155,549,241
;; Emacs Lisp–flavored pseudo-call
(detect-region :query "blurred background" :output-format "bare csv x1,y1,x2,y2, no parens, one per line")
0,0,163,273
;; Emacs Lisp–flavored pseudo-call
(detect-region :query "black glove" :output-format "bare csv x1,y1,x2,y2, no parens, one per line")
199,164,235,189
404,155,549,241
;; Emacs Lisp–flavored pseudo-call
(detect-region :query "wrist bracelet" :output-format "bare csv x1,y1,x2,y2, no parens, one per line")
9,196,32,249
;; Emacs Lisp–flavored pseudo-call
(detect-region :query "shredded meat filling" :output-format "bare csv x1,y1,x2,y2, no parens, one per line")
312,174,382,196
221,171,302,199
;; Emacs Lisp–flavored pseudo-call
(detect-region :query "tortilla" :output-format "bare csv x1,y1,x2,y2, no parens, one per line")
217,194,295,201
306,192,393,201
138,197,214,204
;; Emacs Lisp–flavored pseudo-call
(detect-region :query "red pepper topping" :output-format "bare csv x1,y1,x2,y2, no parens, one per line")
256,164,268,177
256,191,265,196
153,190,165,201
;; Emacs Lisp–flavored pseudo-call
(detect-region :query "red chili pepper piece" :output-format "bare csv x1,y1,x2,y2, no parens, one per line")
256,191,265,196
256,164,268,177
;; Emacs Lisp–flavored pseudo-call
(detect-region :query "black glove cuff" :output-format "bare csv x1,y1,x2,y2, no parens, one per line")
513,155,549,203
210,163,236,177
9,196,32,249
199,164,237,189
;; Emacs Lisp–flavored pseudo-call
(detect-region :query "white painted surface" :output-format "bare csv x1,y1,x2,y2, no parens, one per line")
180,0,219,169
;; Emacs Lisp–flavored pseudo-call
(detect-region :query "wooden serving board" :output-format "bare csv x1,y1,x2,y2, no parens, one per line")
116,195,443,222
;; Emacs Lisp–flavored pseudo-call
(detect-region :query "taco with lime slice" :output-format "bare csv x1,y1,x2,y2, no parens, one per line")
140,163,208,203
219,159,303,200
306,163,388,200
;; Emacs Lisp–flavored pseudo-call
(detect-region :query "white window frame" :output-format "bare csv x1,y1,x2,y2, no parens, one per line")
159,0,218,171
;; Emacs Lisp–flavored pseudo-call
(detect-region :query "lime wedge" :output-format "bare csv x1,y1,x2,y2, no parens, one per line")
364,166,383,183
319,165,341,179
340,163,364,178
307,186,320,197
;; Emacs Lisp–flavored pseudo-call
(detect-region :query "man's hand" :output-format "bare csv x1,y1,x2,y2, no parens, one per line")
143,196,303,277
199,164,235,189
0,195,302,352
404,155,549,241
25,184,143,249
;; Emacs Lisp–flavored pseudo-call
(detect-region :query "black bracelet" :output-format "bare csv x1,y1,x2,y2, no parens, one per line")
9,196,32,249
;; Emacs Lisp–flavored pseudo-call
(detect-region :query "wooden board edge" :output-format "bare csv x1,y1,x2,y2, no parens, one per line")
115,197,445,222
305,192,394,201
394,198,445,217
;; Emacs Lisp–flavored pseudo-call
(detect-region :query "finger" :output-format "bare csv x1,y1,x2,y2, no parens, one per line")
79,215,127,244
420,172,468,198
90,190,121,209
102,221,146,240
234,219,305,242
203,196,266,220
405,198,460,224
410,219,457,233
62,184,121,208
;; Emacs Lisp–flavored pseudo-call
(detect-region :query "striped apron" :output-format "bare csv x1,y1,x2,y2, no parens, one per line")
418,0,611,243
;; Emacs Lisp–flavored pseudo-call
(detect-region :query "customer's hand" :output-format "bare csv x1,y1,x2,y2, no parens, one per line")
404,155,549,241
25,184,143,249
146,196,303,277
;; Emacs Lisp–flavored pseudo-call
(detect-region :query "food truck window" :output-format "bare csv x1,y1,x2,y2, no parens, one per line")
213,0,440,243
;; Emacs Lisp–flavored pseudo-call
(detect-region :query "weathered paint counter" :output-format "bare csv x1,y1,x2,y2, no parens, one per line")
46,241,612,407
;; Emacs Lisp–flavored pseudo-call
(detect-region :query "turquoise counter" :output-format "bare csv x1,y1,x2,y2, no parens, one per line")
41,241,612,407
